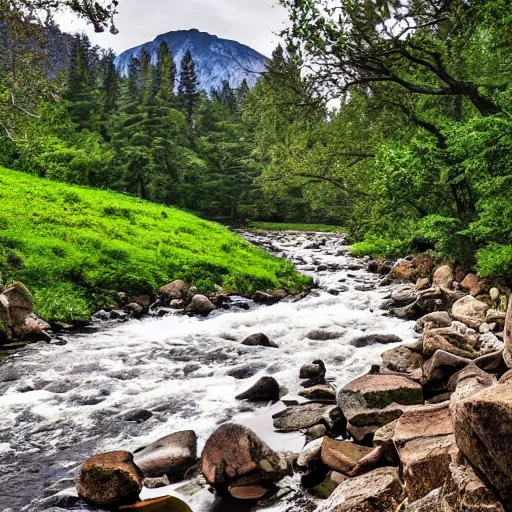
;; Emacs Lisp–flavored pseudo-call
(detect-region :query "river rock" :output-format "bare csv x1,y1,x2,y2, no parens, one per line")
421,350,471,390
120,409,153,423
273,403,336,432
421,329,479,359
119,496,192,511
299,384,336,401
393,403,455,501
388,255,435,283
321,437,373,475
391,284,418,306
452,382,512,504
316,467,405,512
437,450,505,512
306,329,343,341
433,265,454,288
337,374,423,432
185,294,215,316
504,299,512,368
460,273,485,296
300,360,326,379
158,280,186,303
350,334,402,347
125,303,145,318
451,295,489,329
405,489,441,512
415,311,452,332
297,437,324,468
252,291,279,305
200,424,288,492
241,333,277,348
381,346,424,374
76,451,144,506
236,376,280,402
134,431,197,479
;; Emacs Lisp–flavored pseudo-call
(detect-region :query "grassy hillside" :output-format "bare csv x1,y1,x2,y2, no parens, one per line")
0,168,310,323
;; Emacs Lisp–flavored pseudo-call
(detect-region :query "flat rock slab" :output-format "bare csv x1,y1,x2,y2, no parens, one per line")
119,496,192,511
316,467,405,512
272,403,334,432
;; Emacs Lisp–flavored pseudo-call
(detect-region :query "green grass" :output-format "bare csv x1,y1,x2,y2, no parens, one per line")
248,222,344,233
0,167,310,324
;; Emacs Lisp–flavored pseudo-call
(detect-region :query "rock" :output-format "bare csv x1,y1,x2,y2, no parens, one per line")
391,284,418,306
416,311,452,331
388,255,435,283
272,403,336,432
158,280,186,303
297,437,324,468
227,363,265,380
321,437,373,475
337,374,423,431
452,382,512,504
241,333,277,348
405,489,441,512
200,424,288,492
461,273,485,296
433,265,454,288
236,376,280,402
125,303,145,318
451,295,489,329
306,424,328,442
120,409,153,423
110,309,128,320
300,360,326,380
316,467,405,512
381,346,424,374
374,420,397,446
185,295,216,316
252,291,279,305
228,484,269,500
118,496,192,511
367,260,380,274
350,334,402,348
478,332,504,353
393,403,455,501
130,295,151,310
306,329,343,341
490,287,500,303
299,385,336,401
186,286,197,303
421,350,471,390
416,277,430,291
143,475,171,489
134,431,197,479
437,450,505,512
421,329,479,359
504,299,512,368
76,451,144,506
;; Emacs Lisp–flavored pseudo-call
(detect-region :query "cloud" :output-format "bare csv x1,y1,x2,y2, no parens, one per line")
56,0,287,57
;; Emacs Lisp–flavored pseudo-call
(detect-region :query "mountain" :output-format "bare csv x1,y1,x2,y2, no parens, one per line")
114,29,268,93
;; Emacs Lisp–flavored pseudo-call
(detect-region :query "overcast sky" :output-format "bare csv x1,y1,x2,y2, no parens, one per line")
56,0,288,57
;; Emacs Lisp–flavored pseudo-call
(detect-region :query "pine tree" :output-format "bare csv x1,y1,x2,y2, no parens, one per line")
139,49,154,106
102,49,118,113
155,41,177,104
178,50,200,125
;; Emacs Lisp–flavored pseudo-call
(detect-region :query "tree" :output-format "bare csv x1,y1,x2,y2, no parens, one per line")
178,49,200,125
155,41,176,104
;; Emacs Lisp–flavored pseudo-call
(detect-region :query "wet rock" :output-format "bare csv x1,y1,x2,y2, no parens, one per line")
300,360,326,380
297,437,324,468
241,333,277,348
381,346,424,374
143,475,171,489
306,329,343,341
186,286,198,303
252,291,279,305
391,284,418,306
200,424,289,494
158,280,186,303
316,467,405,512
451,295,489,329
134,431,197,479
185,295,216,316
350,334,402,348
415,311,452,332
236,376,280,402
228,484,269,500
272,403,336,432
110,309,128,320
299,384,336,401
120,409,153,423
433,265,453,288
130,295,151,310
118,496,192,511
227,363,265,380
321,437,373,475
393,403,454,501
306,424,328,442
76,451,144,506
337,374,423,431
125,303,145,318
460,273,485,296
452,382,512,504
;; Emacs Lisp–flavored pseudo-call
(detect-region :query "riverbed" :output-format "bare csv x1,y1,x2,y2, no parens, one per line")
0,231,415,511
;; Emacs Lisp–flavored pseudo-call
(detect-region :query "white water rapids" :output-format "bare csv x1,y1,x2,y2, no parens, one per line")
0,231,416,511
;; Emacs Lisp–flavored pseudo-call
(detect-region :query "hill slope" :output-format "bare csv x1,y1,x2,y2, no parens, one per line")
0,168,309,323
114,29,267,92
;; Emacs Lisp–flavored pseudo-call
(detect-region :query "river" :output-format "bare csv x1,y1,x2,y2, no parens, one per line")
0,231,415,511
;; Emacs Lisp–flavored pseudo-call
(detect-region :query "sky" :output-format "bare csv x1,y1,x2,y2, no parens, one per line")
56,0,288,57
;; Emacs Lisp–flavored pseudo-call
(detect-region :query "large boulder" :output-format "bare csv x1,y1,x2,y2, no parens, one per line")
200,424,289,498
388,255,435,283
451,382,512,504
460,273,486,297
185,294,216,316
337,374,423,440
157,280,186,303
76,451,144,506
381,346,424,374
393,403,455,502
433,265,454,289
391,284,418,306
235,376,280,402
133,431,197,479
321,437,373,475
316,467,405,512
451,295,489,329
421,328,479,359
415,312,452,332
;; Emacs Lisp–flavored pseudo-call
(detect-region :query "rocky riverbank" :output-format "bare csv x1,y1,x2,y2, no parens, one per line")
1,230,511,511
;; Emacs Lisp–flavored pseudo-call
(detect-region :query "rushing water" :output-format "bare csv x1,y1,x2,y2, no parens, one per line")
0,231,416,511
